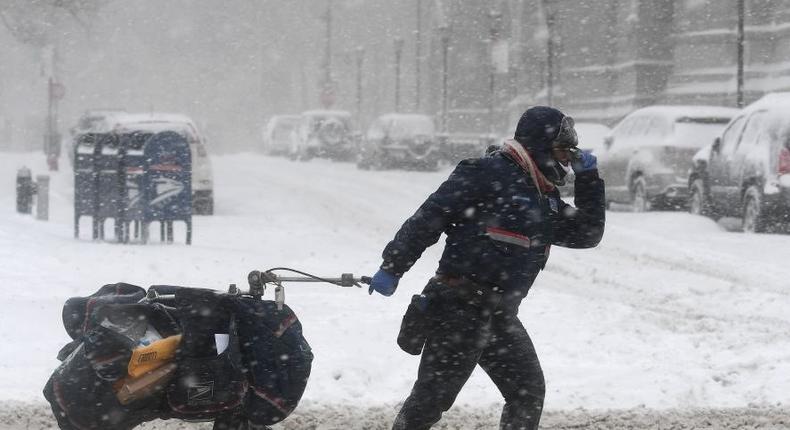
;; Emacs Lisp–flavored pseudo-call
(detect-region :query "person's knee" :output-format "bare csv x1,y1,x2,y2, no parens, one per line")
508,378,545,405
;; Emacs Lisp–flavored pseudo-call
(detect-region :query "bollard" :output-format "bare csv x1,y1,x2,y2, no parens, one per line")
16,167,33,214
35,175,50,221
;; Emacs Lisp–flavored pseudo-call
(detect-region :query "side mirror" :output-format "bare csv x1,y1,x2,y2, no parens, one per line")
603,135,614,150
711,137,721,153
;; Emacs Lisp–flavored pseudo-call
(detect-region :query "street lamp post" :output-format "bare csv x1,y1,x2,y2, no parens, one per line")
736,0,745,108
488,8,502,134
438,25,450,133
415,0,422,111
321,0,335,108
394,37,405,112
355,46,365,121
541,0,556,106
45,47,63,171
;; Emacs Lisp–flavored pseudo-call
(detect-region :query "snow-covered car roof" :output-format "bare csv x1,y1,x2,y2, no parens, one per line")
113,121,193,135
107,113,202,138
263,115,301,135
627,105,740,121
111,112,197,127
301,110,352,118
106,116,201,141
374,113,435,138
377,113,433,123
743,92,790,112
267,114,300,123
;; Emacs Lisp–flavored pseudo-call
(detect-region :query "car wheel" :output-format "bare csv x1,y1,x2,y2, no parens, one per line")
370,152,387,170
356,151,371,170
193,194,214,215
631,177,651,212
742,185,766,233
415,157,439,171
688,179,710,217
298,146,313,161
203,197,214,215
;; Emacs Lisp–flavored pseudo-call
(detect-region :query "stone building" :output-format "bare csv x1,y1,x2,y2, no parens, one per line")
425,0,790,133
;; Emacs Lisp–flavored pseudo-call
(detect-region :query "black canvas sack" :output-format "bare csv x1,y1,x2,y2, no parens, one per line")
44,284,175,430
234,298,313,426
61,283,147,340
166,287,248,419
45,284,314,429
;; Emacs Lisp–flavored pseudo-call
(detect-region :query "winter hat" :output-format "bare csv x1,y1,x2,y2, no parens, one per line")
514,106,577,151
513,106,578,185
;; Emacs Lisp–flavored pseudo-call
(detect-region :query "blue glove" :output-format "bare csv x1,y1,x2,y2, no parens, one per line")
368,269,400,296
571,150,597,173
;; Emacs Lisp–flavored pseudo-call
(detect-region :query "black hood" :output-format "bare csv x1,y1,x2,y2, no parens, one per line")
514,106,578,186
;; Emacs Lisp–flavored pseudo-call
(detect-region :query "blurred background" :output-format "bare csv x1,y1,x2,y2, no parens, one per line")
1,0,788,154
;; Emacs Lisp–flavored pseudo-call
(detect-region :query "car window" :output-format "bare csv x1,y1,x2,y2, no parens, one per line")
735,111,767,154
763,114,790,151
274,122,293,141
613,117,635,139
630,117,650,137
367,119,386,140
719,115,747,156
645,116,668,137
311,115,350,134
672,117,731,149
389,117,434,140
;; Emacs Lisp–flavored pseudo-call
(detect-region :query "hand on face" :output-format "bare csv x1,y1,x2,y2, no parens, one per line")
551,146,574,166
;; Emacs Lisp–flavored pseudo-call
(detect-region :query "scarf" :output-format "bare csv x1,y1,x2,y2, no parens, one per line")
502,139,556,195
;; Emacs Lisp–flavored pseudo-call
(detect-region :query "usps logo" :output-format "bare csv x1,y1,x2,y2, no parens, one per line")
151,177,185,206
188,381,214,404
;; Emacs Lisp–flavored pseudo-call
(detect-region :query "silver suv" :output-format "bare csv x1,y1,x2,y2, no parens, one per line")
291,110,355,161
357,113,439,170
599,105,739,211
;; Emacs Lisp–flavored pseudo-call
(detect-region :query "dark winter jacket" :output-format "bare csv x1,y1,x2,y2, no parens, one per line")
381,151,605,298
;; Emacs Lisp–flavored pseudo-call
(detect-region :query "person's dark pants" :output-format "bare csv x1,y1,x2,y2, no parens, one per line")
392,279,545,430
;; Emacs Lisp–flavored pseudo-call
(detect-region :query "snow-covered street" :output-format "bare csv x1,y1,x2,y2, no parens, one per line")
1,152,789,428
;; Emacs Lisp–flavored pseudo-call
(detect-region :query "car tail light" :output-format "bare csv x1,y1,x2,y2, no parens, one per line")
779,147,790,175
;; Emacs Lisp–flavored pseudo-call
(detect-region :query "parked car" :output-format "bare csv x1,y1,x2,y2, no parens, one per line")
688,93,790,233
357,113,440,170
599,105,739,211
291,110,355,161
439,132,499,164
107,113,215,215
261,115,300,156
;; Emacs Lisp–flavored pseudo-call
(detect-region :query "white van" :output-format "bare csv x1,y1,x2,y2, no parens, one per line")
104,113,215,215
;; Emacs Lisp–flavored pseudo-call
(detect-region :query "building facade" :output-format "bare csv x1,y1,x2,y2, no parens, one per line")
427,0,790,132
